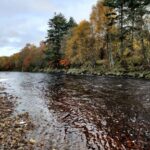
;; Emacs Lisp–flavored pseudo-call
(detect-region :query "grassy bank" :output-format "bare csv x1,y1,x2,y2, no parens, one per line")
35,66,150,80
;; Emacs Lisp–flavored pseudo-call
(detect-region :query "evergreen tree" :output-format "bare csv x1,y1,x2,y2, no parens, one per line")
134,0,150,64
104,0,127,56
46,13,68,68
67,17,77,29
46,14,77,68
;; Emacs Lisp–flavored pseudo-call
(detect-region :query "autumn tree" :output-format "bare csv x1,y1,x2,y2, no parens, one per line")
90,0,117,66
65,20,98,67
90,0,108,57
0,57,9,71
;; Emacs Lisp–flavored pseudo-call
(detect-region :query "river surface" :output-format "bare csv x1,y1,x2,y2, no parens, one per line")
0,72,150,150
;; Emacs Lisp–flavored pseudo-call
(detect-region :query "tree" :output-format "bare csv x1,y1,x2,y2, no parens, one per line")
67,17,77,29
104,0,127,56
65,20,98,67
134,0,150,64
90,0,117,66
46,13,76,68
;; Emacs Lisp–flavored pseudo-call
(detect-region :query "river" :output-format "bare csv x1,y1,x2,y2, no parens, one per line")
0,72,150,150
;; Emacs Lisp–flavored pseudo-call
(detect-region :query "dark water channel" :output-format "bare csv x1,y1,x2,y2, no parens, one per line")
0,72,150,150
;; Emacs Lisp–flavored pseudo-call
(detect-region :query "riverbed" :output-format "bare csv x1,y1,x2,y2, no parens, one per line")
0,72,150,150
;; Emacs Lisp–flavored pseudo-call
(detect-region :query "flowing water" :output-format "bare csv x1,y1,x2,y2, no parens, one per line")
0,72,150,150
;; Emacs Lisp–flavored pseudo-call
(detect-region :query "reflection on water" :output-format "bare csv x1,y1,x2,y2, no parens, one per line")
0,72,150,149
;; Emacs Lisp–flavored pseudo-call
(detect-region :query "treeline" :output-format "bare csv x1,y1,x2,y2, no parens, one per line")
0,43,46,71
0,0,150,73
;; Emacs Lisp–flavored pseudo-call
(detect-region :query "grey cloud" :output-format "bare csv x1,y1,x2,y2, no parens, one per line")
0,16,48,52
0,0,54,16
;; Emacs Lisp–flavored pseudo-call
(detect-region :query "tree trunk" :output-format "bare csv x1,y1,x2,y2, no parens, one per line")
120,1,124,57
131,8,135,52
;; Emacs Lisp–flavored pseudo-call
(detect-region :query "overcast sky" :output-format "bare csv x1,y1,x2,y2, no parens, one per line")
0,0,97,56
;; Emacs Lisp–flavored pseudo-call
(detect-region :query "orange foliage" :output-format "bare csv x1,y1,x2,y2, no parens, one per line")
59,59,70,68
23,55,32,71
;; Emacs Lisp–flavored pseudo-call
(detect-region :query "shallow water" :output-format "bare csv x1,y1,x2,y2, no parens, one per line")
0,72,150,149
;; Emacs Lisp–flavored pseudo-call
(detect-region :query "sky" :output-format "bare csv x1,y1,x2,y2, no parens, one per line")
0,0,98,56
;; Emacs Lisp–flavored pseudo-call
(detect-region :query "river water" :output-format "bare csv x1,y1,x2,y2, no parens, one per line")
0,72,150,150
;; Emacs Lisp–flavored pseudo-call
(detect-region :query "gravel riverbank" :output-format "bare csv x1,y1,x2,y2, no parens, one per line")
0,86,35,150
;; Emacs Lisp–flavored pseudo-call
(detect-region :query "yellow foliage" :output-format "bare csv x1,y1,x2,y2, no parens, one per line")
65,20,99,65
90,0,109,34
